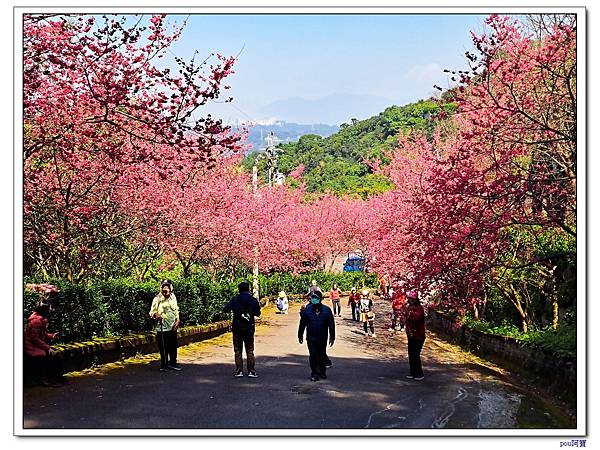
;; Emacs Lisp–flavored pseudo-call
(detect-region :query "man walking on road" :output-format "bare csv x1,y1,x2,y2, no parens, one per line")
298,290,335,381
223,281,261,378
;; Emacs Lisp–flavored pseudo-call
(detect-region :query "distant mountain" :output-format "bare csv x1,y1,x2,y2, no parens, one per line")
239,121,339,153
258,93,395,126
243,99,457,198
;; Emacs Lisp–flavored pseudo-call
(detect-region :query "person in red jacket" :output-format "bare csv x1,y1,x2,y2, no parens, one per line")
405,291,426,381
24,302,62,387
329,284,342,317
347,287,360,321
389,289,407,331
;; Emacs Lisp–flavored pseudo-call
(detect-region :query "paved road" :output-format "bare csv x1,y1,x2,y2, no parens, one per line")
23,296,572,430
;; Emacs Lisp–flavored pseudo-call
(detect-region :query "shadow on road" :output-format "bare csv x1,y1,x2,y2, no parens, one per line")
23,347,570,430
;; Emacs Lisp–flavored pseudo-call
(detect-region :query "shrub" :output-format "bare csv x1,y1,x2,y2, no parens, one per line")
259,271,376,297
23,271,376,343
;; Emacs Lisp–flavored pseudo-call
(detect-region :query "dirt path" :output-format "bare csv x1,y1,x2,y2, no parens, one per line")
22,296,573,430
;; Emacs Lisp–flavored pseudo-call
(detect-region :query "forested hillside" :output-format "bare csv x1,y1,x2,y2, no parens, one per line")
243,99,456,197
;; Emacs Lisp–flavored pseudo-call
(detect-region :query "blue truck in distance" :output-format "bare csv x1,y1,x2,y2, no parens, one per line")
343,254,365,272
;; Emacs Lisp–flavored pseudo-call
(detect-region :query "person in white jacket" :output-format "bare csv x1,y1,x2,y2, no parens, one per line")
276,291,289,314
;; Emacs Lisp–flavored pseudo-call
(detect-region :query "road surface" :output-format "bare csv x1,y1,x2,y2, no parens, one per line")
22,296,572,430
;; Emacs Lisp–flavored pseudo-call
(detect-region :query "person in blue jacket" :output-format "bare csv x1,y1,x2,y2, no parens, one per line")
223,281,261,378
298,290,335,381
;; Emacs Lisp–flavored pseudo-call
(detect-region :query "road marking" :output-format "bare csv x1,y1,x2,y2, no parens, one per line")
431,387,468,428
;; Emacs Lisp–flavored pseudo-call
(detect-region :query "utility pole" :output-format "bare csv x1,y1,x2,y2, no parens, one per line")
252,161,260,300
249,132,280,300
264,131,279,187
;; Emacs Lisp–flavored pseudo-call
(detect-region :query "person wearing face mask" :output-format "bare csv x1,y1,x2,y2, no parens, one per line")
298,291,335,381
359,289,376,337
149,279,181,372
347,287,360,321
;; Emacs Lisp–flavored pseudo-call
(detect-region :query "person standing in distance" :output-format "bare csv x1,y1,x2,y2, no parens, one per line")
149,279,181,372
347,287,360,321
359,289,376,337
298,290,335,382
389,288,407,331
223,281,261,378
405,291,426,381
329,283,342,317
307,279,322,299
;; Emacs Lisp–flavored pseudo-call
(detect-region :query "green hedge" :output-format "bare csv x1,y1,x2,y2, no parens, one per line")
23,271,376,344
258,271,376,298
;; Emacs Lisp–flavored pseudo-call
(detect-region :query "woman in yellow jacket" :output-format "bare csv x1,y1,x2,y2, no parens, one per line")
149,279,181,372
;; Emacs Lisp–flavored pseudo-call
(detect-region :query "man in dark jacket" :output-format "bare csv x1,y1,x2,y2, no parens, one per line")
223,281,261,378
298,290,335,381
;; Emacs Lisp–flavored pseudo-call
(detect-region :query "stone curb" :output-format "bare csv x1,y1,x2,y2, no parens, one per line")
427,310,576,402
50,320,231,373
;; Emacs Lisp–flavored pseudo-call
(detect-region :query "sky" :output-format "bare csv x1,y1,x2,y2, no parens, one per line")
162,14,488,125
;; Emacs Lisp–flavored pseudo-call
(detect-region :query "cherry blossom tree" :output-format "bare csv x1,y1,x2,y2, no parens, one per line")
363,15,576,330
23,14,240,281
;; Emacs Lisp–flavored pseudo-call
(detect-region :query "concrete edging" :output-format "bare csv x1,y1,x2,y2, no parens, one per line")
43,290,374,375
427,310,576,401
51,320,232,373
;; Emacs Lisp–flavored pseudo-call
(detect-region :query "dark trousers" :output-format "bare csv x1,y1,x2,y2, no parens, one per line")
351,304,359,321
157,329,178,368
233,330,256,372
363,320,375,334
391,310,405,330
407,337,425,377
24,354,62,384
307,338,328,377
332,300,341,315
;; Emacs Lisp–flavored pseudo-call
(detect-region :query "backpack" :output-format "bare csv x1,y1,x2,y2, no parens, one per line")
360,298,371,313
236,296,254,332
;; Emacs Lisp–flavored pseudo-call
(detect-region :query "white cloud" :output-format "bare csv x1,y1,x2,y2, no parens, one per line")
403,63,444,82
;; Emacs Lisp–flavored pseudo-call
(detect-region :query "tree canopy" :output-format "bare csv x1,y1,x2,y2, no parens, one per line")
243,100,456,198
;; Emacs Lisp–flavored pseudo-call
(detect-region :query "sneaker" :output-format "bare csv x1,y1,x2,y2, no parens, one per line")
372,333,376,337
320,373,327,379
248,371,258,378
325,361,332,368
159,367,168,372
388,328,394,331
234,371,244,377
167,364,182,371
405,375,414,379
414,376,424,381
310,375,319,382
